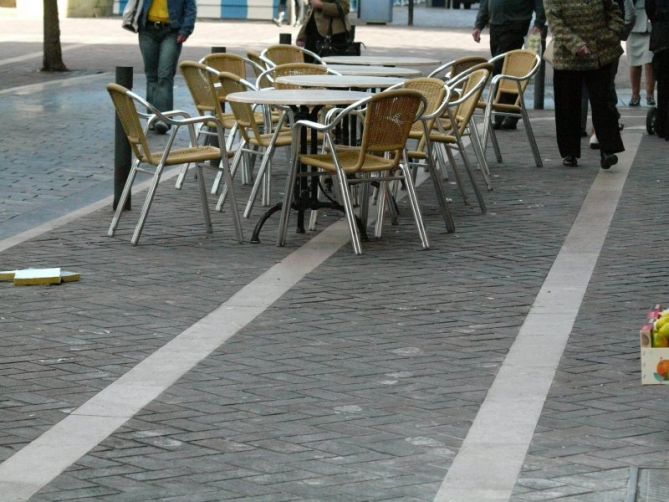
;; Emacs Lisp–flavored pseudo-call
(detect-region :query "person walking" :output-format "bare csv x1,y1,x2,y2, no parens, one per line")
472,0,546,129
627,0,655,106
296,0,350,57
545,0,625,168
137,0,196,134
646,0,669,139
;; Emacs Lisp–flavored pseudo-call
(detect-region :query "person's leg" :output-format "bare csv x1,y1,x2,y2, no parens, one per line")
645,62,655,104
586,64,624,165
553,68,583,161
580,83,589,137
630,65,642,105
138,29,160,109
154,29,182,112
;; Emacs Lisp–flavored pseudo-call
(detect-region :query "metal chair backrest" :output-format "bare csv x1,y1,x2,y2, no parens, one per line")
247,50,267,81
201,53,247,78
107,83,155,164
429,55,488,81
403,77,447,134
495,49,540,102
180,60,219,116
447,67,491,135
356,89,424,171
215,71,262,144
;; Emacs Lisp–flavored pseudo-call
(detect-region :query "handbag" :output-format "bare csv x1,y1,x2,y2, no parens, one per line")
122,0,144,33
315,0,360,57
543,38,555,65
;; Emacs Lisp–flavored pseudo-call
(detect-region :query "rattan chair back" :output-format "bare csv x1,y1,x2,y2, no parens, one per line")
180,60,220,117
495,49,539,104
215,71,263,145
448,67,490,135
273,63,329,89
107,83,154,164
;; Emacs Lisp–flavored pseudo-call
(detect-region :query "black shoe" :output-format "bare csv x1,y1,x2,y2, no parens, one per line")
154,121,170,135
629,96,641,107
501,118,518,130
580,129,588,138
600,152,618,169
492,118,503,130
562,155,578,167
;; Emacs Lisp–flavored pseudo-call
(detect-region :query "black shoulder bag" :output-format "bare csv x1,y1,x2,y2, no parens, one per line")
315,0,361,57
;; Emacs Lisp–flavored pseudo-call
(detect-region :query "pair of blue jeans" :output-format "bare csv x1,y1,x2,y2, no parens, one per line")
138,25,182,112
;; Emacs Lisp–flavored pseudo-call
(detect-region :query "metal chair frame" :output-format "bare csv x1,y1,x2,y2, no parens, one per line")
259,44,324,68
106,83,243,245
482,49,543,168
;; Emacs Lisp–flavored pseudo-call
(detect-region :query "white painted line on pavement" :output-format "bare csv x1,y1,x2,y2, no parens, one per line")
0,168,179,254
433,130,643,502
0,155,439,500
0,70,108,96
0,44,86,67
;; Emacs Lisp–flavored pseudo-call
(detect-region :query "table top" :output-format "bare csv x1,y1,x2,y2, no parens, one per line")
323,55,440,67
226,89,371,106
327,64,422,77
274,75,405,89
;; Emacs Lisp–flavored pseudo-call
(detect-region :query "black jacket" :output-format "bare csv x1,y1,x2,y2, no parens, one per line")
646,0,669,52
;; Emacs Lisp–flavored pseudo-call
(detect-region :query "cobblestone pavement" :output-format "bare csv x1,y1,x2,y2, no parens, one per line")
1,7,668,502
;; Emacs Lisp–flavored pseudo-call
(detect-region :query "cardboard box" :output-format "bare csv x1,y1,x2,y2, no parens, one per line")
640,305,669,384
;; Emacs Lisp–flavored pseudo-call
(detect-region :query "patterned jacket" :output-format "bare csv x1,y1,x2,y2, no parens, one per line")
545,0,624,70
297,0,351,41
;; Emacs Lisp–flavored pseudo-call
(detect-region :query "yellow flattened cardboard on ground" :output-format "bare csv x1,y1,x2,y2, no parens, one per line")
13,268,62,286
0,270,16,281
60,271,81,283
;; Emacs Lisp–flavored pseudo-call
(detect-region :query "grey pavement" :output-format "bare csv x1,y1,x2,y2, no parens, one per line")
1,6,668,502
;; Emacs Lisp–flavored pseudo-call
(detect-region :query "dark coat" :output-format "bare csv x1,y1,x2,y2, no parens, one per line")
646,0,669,52
545,0,624,70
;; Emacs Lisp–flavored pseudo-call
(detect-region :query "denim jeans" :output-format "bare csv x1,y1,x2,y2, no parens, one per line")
138,25,182,112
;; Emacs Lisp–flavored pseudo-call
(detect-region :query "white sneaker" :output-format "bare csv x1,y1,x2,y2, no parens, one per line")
589,133,599,150
273,13,284,26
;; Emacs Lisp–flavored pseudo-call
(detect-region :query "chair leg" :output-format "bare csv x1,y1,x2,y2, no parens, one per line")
488,121,504,164
521,107,543,167
454,133,487,214
442,144,469,206
108,159,140,237
216,143,244,212
130,163,165,245
243,146,272,218
400,163,429,249
277,141,301,247
469,123,494,191
196,163,213,234
373,180,388,238
337,172,362,255
423,143,456,233
219,155,244,243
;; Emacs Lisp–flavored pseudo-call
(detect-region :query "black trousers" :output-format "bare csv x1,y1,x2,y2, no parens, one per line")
489,21,530,124
653,50,669,139
554,63,625,158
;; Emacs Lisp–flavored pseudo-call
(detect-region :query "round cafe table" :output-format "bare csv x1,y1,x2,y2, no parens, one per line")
326,64,422,77
274,74,405,89
322,55,440,67
226,89,371,244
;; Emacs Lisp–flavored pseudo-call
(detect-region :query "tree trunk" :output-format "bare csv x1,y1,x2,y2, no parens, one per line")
42,0,68,72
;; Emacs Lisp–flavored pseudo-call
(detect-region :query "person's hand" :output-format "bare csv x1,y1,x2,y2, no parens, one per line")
177,34,188,44
472,28,481,43
576,45,591,57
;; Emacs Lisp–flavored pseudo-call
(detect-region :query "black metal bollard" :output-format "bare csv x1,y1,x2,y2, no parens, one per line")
279,33,292,44
211,46,226,53
113,66,133,210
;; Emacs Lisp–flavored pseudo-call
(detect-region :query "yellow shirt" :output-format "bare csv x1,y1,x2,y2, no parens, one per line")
147,0,170,23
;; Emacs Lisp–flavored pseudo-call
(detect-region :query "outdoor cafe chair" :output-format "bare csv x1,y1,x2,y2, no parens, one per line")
428,55,488,83
106,83,243,245
260,44,324,68
408,67,491,214
481,49,543,168
200,52,265,82
178,60,241,191
278,89,430,255
213,71,294,218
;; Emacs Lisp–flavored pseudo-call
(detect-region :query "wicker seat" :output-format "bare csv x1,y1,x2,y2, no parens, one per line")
278,90,429,254
106,83,243,245
482,49,542,167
